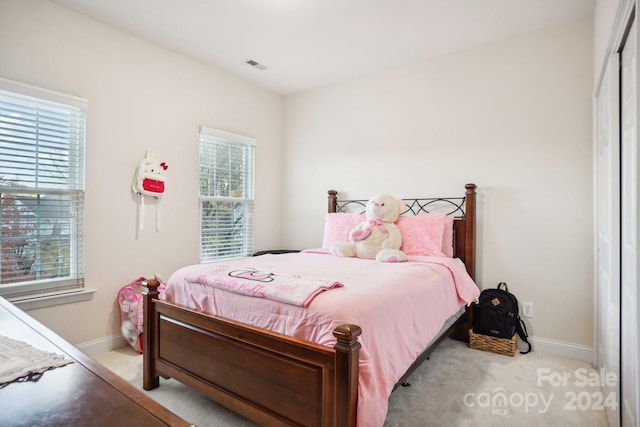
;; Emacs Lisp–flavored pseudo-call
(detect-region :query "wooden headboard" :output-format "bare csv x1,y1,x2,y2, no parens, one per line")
327,183,477,280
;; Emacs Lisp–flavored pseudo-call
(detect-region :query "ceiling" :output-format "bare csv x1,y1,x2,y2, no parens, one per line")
50,0,595,95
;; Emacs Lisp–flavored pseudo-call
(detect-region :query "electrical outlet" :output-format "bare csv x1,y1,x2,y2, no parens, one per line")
522,302,534,318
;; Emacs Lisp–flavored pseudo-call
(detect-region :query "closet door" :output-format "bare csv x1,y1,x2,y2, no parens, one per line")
620,17,639,427
595,53,621,427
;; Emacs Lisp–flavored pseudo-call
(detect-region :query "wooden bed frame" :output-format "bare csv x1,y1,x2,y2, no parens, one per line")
142,183,477,427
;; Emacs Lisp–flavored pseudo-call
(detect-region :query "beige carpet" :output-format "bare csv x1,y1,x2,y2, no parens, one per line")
94,338,610,427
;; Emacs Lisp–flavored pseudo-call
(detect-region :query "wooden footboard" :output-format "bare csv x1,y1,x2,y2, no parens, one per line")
142,279,361,427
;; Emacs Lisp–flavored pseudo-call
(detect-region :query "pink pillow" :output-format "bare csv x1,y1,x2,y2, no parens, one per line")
322,212,454,257
396,213,449,257
322,213,366,248
441,214,454,257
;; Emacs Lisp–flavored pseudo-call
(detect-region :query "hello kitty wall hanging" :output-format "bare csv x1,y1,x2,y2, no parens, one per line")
132,149,168,232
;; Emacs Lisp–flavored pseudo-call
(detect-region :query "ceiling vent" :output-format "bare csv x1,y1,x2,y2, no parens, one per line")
246,59,268,71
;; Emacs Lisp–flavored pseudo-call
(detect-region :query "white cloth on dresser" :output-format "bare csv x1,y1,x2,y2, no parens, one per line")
0,335,73,384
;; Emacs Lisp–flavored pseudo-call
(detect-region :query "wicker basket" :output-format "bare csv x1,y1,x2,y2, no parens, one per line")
469,329,517,356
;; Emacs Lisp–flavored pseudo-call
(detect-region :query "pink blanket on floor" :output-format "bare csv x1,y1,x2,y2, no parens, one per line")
187,266,343,307
164,251,479,427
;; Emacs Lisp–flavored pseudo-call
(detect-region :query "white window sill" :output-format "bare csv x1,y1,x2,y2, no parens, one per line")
7,288,96,311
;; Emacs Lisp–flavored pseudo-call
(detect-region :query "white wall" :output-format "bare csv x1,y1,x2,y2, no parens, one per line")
0,0,283,345
282,18,594,347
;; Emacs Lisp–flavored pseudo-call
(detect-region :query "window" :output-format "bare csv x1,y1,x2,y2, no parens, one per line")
198,127,255,262
0,78,86,300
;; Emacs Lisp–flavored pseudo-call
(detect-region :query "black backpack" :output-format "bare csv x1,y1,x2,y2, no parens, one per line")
473,282,531,354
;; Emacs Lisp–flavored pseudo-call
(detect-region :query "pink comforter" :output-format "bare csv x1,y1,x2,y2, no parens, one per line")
164,251,479,427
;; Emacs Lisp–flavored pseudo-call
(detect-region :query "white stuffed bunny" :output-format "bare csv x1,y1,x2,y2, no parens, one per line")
331,194,407,262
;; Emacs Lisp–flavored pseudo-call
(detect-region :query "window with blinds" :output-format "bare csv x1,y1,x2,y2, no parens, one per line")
0,78,86,299
198,127,255,262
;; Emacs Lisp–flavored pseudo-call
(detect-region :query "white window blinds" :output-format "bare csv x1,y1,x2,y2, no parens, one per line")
0,78,86,297
198,127,255,262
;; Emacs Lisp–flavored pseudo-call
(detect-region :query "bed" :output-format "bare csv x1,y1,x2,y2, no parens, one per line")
142,183,478,427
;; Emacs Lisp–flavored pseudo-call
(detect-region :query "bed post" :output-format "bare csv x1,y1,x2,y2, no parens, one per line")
142,279,160,390
328,190,338,213
333,324,361,427
449,183,477,343
464,183,477,281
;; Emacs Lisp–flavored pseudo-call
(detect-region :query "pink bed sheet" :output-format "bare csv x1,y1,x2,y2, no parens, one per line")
163,250,479,427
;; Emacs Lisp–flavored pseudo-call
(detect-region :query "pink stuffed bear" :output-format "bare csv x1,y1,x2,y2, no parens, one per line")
331,194,407,262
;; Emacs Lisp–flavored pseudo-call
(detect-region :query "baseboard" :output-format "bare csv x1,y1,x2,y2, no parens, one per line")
527,336,593,364
76,334,127,356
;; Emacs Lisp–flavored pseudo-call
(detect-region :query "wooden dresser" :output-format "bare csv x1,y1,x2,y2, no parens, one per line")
0,297,192,427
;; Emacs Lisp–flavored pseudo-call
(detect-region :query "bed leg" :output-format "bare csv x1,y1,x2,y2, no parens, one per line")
142,278,160,390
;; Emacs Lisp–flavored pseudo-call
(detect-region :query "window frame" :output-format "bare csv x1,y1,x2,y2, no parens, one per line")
0,78,88,305
198,127,255,263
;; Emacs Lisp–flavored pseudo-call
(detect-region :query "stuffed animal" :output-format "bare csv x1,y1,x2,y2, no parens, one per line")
331,194,407,262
